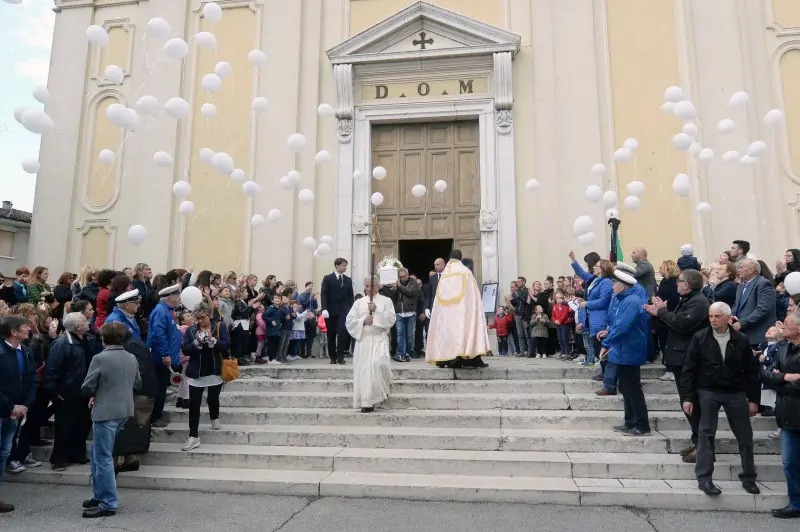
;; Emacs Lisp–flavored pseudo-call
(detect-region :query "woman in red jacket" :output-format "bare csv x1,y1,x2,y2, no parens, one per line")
551,292,575,356
488,306,514,356
94,269,117,329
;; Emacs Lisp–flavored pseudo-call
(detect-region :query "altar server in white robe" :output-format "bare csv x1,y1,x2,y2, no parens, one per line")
346,276,396,412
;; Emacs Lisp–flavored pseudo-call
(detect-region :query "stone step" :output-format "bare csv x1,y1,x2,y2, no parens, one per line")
226,378,679,395
30,443,784,481
163,406,780,432
7,466,787,511
216,391,681,411
150,423,781,454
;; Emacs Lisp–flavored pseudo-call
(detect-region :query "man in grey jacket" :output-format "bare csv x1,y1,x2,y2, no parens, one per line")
387,268,422,362
733,259,777,348
631,247,656,301
80,321,141,519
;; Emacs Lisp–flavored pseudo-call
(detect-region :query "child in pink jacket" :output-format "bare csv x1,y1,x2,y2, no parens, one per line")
254,302,267,364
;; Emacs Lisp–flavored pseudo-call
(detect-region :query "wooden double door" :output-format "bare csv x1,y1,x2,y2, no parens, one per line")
371,121,482,281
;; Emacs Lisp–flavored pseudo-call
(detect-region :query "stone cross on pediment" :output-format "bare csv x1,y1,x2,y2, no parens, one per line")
412,31,434,50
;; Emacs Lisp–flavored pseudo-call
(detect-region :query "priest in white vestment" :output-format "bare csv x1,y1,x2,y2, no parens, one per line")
425,250,491,368
346,276,396,412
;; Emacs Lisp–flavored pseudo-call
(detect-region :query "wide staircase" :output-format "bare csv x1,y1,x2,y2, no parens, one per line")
15,357,788,511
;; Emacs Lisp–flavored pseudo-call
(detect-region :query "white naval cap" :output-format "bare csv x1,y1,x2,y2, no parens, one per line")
615,261,636,275
158,284,181,297
612,269,637,286
116,289,141,304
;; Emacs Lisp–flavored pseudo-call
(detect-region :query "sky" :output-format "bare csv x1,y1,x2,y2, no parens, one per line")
0,0,55,213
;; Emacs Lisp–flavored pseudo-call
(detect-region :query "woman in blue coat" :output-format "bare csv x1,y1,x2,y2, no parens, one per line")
570,251,615,374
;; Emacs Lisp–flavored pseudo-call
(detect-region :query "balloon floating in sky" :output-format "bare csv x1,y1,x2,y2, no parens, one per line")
672,173,691,197
784,271,800,296
371,192,384,206
163,38,189,59
242,181,262,197
572,215,593,236
717,118,735,133
180,286,203,311
699,148,714,161
21,159,40,174
268,209,282,222
153,151,174,167
372,166,387,180
764,109,785,128
590,163,605,175
674,101,696,121
314,150,332,165
127,225,147,246
623,138,639,151
584,185,602,203
721,150,741,164
623,195,641,211
178,201,195,216
434,180,447,192
215,61,231,78
525,179,540,191
202,2,223,22
201,73,222,93
577,232,596,245
660,102,676,114
252,97,269,113
729,91,749,108
302,237,317,251
316,242,332,255
614,148,633,162
86,25,109,47
411,184,427,197
212,152,235,174
104,65,124,84
98,149,115,164
318,103,335,117
21,109,54,134
747,140,767,158
195,31,217,49
672,133,693,151
286,170,300,187
164,97,190,119
249,49,268,66
664,86,684,103
320,235,333,245
627,181,646,197
298,189,315,204
201,103,217,118
230,169,246,183
251,215,265,229
200,148,214,164
32,85,50,104
135,95,159,115
696,202,713,214
287,133,306,152
146,17,171,39
172,181,191,197
602,190,618,208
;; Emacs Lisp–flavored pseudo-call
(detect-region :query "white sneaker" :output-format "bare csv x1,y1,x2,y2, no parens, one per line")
267,359,283,365
659,372,675,381
211,419,222,431
182,437,200,451
542,354,547,359
23,455,42,468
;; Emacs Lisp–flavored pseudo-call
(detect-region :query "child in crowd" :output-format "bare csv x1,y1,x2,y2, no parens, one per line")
254,301,267,365
488,306,514,356
176,311,194,408
316,312,328,359
759,326,784,440
277,296,296,362
677,244,702,271
287,302,310,361
552,292,574,358
530,305,551,359
261,296,282,364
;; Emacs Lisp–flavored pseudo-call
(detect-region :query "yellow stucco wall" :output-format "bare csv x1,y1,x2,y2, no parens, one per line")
80,227,109,269
773,0,800,28
349,0,502,35
99,25,130,76
606,0,691,267
86,97,121,207
184,6,255,273
780,49,800,177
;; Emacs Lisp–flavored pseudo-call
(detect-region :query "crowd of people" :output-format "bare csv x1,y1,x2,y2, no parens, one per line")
0,237,799,518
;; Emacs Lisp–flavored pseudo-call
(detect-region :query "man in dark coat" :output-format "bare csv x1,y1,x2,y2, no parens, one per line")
644,269,709,462
320,258,354,365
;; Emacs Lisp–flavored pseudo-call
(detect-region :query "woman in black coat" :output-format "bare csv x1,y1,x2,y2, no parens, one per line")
711,262,738,307
655,261,681,356
775,248,800,286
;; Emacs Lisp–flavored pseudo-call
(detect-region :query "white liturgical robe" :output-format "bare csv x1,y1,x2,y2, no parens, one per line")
345,293,396,409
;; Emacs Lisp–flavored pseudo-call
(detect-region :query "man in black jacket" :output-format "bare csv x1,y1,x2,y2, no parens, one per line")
679,301,761,497
0,316,36,513
320,258,354,365
644,269,709,462
426,258,446,314
386,268,422,362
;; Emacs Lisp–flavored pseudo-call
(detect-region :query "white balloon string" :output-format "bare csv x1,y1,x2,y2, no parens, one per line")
132,55,164,99
191,185,233,222
97,129,133,190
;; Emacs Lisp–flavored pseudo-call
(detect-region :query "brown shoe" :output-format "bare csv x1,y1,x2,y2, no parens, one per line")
0,501,14,513
595,389,616,396
682,449,697,463
680,445,696,457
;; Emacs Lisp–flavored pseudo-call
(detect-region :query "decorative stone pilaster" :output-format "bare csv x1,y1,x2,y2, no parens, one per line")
334,64,354,143
479,209,498,232
493,52,513,136
351,214,370,235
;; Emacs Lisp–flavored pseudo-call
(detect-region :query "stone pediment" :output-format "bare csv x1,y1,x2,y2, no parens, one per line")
327,1,520,64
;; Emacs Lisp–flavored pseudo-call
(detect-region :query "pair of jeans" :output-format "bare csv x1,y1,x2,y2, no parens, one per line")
265,335,280,361
514,315,530,354
557,325,571,355
696,389,756,484
617,364,650,432
0,418,19,485
10,389,49,462
90,418,127,511
51,395,92,465
188,383,222,438
395,314,415,359
277,330,292,361
603,360,618,393
497,336,508,355
582,332,596,364
151,364,171,423
782,428,800,510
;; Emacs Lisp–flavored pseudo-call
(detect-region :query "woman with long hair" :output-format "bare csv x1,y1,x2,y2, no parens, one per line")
72,266,94,298
53,272,74,325
775,249,800,286
712,262,738,307
94,269,117,329
26,266,52,305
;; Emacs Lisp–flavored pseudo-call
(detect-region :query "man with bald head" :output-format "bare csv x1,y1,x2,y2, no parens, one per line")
733,258,776,348
631,247,656,301
426,258,446,315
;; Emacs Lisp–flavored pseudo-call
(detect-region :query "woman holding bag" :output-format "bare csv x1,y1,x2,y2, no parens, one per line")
180,303,230,452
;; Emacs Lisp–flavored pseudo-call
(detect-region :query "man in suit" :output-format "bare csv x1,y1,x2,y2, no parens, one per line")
426,258,446,315
321,258,354,365
733,259,777,348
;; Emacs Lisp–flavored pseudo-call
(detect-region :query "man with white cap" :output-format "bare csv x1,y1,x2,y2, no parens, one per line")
146,284,182,428
104,289,142,341
600,265,651,436
678,244,702,271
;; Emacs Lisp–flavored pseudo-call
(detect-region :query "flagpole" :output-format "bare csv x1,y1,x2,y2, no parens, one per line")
608,215,622,263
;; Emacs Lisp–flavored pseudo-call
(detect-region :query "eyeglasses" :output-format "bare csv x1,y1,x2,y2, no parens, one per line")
677,279,687,284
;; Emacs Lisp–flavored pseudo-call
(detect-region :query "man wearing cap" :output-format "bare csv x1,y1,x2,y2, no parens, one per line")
600,265,651,436
104,289,142,341
147,285,182,428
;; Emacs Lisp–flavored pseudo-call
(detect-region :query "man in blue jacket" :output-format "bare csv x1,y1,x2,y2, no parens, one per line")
147,284,182,427
0,315,36,513
104,289,142,341
600,267,651,436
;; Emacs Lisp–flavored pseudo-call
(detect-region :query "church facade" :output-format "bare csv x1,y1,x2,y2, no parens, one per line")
30,0,800,292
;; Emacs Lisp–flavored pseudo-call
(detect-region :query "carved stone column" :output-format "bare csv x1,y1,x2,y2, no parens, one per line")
493,51,513,136
334,64,354,143
333,64,356,265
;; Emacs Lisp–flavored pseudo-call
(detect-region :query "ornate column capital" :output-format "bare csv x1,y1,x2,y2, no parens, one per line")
334,64,354,143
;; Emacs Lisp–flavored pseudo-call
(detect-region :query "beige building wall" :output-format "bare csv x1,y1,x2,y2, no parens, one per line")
29,0,800,291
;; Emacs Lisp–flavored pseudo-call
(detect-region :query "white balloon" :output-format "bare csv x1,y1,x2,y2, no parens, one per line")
106,103,129,126
672,133,693,151
434,180,447,192
251,97,269,113
722,150,741,164
764,109,785,128
2,0,23,4
286,170,300,186
317,103,335,117
202,2,223,22
717,119,735,133
146,17,171,39
682,123,698,136
135,95,159,115
212,152,234,174
248,49,268,66
251,214,265,228
747,140,767,157
172,180,191,197
577,232,596,245
525,179,540,191
411,184,427,197
584,185,602,203
13,107,29,123
573,215,594,236
124,109,141,131
178,200,195,216
739,155,760,168
699,148,714,161
353,170,363,181
200,148,215,164
201,73,222,93
164,97,190,119
153,151,173,167
672,174,691,197
215,61,231,79
279,176,292,190
591,163,606,175
314,150,332,165
729,91,749,108
623,138,639,151
674,101,696,121
660,101,676,114
371,192,384,206
696,202,713,214
320,235,333,245
163,38,189,59
627,181,646,197
287,133,306,152
104,65,124,84
316,242,332,255
195,31,217,49
689,142,702,156
664,86,684,103
86,25,109,47
20,109,54,134
483,246,497,259
98,149,115,164
298,188,315,204
614,148,633,162
602,190,618,208
372,166,387,180
302,237,317,251
267,209,282,222
127,225,147,246
180,286,203,311
230,168,246,182
32,85,50,104
605,208,620,221
200,103,217,117
242,181,262,197
21,159,40,174
785,271,800,296
623,195,641,211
